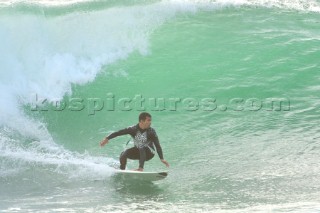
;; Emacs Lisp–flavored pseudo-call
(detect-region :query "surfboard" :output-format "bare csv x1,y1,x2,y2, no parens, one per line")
114,170,168,182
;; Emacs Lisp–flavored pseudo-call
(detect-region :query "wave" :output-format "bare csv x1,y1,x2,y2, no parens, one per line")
1,0,320,177
1,0,320,15
0,0,200,177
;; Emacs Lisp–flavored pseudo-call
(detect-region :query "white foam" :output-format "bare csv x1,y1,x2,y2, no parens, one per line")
0,130,117,179
167,0,320,13
0,0,89,6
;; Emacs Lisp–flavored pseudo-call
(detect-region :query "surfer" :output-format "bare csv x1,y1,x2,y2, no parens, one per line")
100,112,170,171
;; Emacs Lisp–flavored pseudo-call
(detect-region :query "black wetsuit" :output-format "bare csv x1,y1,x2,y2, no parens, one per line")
106,124,164,170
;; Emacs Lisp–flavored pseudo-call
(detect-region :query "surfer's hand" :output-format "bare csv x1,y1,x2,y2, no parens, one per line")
161,159,170,168
100,138,109,147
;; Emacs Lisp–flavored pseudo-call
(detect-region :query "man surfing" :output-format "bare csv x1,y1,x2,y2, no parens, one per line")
100,112,170,172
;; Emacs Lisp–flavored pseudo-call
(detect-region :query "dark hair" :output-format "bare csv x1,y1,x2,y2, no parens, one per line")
139,112,151,122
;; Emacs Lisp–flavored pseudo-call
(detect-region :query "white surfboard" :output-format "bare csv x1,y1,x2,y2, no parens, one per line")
114,170,168,182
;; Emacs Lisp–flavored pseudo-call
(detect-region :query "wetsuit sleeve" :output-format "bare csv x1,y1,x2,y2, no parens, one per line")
106,126,135,140
151,129,164,160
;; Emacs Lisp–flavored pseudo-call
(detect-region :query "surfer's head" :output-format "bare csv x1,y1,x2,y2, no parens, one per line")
139,112,152,129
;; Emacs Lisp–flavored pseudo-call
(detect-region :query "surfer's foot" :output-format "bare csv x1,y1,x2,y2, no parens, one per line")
133,168,143,172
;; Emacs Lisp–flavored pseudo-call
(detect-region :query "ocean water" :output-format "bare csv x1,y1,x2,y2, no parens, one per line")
1,0,320,212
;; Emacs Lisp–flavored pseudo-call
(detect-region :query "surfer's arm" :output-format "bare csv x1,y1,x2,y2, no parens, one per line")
106,126,134,140
149,129,164,159
100,126,134,147
153,136,164,160
154,140,169,167
151,130,169,167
